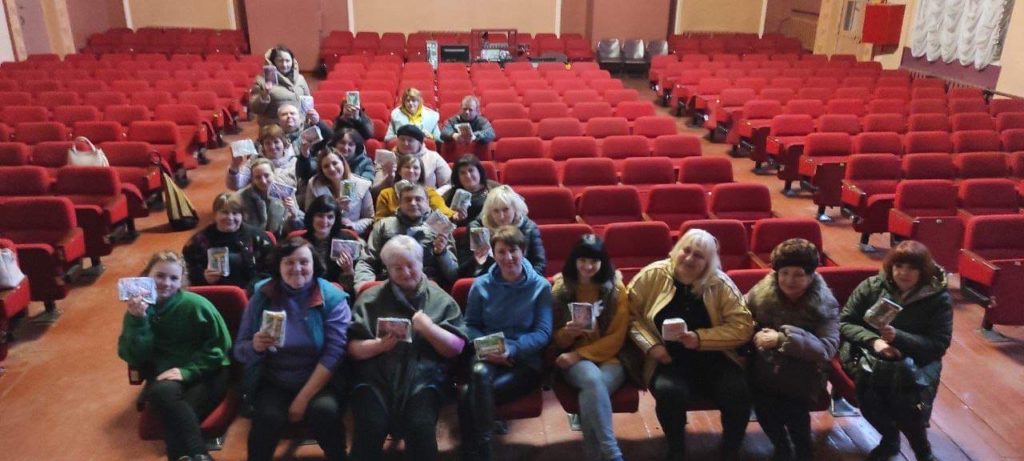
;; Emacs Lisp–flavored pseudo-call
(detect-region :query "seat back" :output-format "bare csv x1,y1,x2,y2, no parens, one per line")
679,219,749,270
517,187,576,225
894,179,958,216
538,223,595,277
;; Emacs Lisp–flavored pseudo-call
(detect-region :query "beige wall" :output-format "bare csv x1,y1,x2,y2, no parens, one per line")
764,0,819,50
677,0,762,33
869,0,916,69
66,0,126,50
592,0,670,43
351,0,559,35
126,0,237,29
997,0,1024,95
322,0,350,36
560,0,590,39
41,0,76,55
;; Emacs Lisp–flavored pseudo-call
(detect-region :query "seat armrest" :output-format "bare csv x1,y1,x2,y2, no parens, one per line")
959,249,999,286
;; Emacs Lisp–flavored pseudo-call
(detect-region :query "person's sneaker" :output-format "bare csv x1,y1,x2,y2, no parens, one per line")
817,213,833,222
859,242,876,253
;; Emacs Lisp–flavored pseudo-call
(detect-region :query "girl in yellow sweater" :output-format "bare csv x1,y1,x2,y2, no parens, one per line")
373,154,458,222
550,234,630,461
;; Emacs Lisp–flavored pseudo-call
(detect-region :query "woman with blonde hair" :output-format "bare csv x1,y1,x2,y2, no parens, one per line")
118,251,232,461
459,185,546,277
385,87,440,142
626,228,754,461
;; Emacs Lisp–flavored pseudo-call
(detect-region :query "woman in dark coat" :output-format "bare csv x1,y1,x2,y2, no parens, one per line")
745,239,839,461
182,193,274,291
839,240,952,461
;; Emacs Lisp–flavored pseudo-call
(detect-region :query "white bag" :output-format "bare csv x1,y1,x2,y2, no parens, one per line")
0,248,26,289
67,136,110,167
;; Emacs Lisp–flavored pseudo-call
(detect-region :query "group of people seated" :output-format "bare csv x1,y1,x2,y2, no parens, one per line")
116,45,953,461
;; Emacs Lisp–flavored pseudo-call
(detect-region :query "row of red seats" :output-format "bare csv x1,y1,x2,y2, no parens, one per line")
666,33,804,55
1,140,168,198
651,52,866,87
3,53,262,74
329,60,599,77
82,27,248,56
321,31,594,65
311,77,629,109
843,153,1024,247
321,69,615,93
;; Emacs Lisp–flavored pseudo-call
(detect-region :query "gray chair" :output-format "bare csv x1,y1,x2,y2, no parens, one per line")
597,38,622,73
647,39,669,57
622,39,646,75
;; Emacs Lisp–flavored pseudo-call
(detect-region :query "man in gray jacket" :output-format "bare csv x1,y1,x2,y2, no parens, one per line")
355,182,458,290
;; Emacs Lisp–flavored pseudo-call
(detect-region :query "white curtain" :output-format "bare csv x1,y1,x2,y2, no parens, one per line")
910,0,1010,69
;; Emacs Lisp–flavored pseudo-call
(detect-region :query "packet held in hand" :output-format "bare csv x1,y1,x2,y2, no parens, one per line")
456,122,473,140
374,149,396,168
300,125,323,144
451,188,472,211
469,227,490,251
341,179,356,199
346,91,361,108
299,95,315,113
474,332,506,360
377,317,413,343
570,302,596,331
661,318,687,341
330,238,362,260
207,247,230,276
864,298,902,330
425,211,456,236
118,277,157,304
267,181,296,200
260,310,286,349
230,139,258,158
262,65,278,86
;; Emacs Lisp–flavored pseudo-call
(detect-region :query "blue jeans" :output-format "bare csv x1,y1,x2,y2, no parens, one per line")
564,360,626,461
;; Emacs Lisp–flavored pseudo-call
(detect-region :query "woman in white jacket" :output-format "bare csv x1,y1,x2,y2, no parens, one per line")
385,87,440,142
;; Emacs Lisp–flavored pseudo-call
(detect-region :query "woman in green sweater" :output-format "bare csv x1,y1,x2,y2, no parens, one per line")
117,251,233,461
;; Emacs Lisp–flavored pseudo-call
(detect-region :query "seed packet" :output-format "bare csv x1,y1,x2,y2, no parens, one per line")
300,125,322,144
864,298,902,330
267,181,295,200
262,65,278,86
230,139,258,158
661,318,687,341
469,227,490,251
473,332,506,360
117,277,157,304
345,90,361,108
425,211,456,236
260,310,286,349
341,179,356,199
451,188,472,211
377,317,412,343
569,302,596,331
299,95,315,113
207,247,230,276
456,122,473,140
330,238,362,260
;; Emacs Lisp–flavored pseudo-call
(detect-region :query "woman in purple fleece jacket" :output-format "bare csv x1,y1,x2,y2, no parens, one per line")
234,237,351,461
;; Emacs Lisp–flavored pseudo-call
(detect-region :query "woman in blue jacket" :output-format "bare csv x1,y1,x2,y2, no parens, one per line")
458,225,553,461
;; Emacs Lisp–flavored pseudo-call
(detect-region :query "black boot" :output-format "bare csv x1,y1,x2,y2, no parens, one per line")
866,434,901,461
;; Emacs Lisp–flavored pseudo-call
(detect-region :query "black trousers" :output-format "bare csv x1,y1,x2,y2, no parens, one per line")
247,378,347,461
348,384,444,461
752,385,813,460
458,358,542,461
856,376,932,457
144,369,228,460
649,355,751,458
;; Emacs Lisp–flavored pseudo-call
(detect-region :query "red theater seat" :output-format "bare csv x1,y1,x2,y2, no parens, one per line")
888,179,963,271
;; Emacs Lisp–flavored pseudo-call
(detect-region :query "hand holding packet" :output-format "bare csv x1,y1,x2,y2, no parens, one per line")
330,239,362,260
473,332,506,360
300,126,323,144
267,181,296,200
864,298,902,330
262,65,278,86
118,277,157,304
425,211,456,236
207,247,230,276
230,139,258,158
469,227,490,251
661,318,687,342
569,302,596,331
451,188,472,211
345,91,361,108
260,310,286,350
374,149,396,168
299,95,315,113
377,317,412,342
